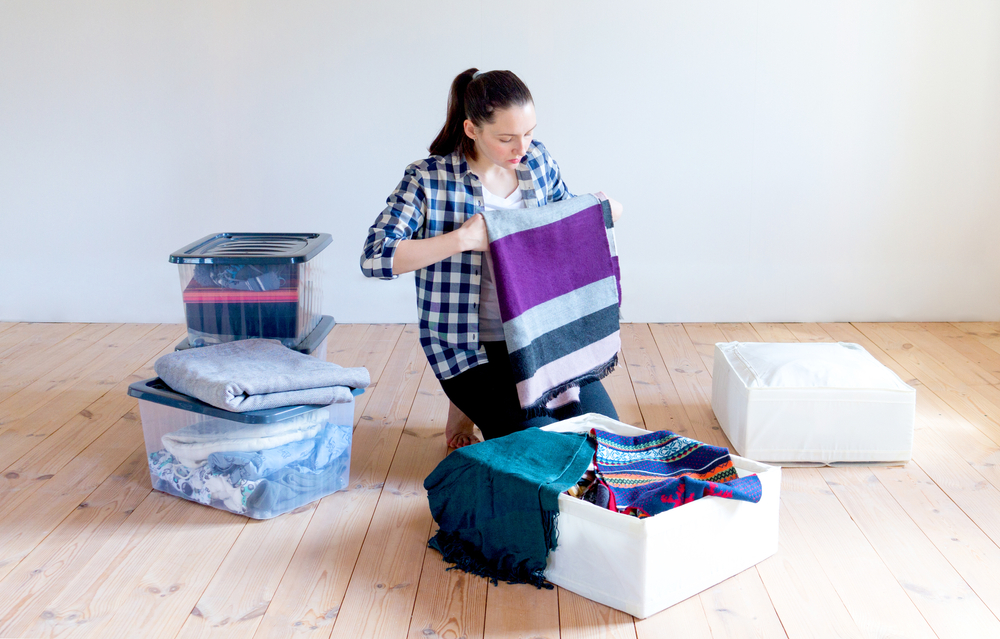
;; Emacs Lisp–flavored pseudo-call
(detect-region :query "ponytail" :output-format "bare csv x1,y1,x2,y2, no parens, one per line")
429,68,533,160
429,68,478,158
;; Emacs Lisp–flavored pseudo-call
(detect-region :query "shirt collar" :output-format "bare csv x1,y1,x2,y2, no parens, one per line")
455,148,532,186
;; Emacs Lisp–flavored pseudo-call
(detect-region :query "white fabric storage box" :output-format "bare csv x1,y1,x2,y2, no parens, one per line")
127,377,357,519
541,414,781,619
711,342,915,465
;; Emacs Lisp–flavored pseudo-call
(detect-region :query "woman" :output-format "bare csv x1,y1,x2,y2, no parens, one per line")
361,68,622,447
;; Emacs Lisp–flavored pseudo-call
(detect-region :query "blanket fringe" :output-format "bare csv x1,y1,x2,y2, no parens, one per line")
428,529,554,590
522,353,619,419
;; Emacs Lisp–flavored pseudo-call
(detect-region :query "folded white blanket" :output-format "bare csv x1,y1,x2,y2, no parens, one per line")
154,338,370,412
162,408,329,468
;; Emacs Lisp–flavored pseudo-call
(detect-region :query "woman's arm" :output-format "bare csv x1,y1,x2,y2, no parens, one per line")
360,165,490,278
363,166,486,279
391,213,488,274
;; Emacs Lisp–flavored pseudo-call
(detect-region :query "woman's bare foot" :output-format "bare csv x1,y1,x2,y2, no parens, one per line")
446,402,479,449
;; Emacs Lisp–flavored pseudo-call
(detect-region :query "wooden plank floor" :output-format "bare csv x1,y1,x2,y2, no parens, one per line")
2,322,1000,638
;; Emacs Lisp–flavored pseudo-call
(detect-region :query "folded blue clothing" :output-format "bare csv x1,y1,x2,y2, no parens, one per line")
246,456,350,518
312,422,352,468
206,422,352,483
162,408,327,468
207,437,316,483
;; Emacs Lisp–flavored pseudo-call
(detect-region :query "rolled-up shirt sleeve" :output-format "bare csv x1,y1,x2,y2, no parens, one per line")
360,166,426,280
534,140,573,203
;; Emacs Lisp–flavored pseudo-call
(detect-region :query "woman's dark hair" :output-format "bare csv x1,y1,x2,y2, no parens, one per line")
429,68,533,159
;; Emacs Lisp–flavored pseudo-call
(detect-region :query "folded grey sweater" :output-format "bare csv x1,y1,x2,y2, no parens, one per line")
154,339,370,412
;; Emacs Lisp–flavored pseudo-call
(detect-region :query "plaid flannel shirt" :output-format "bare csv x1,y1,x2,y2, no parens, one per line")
361,139,572,380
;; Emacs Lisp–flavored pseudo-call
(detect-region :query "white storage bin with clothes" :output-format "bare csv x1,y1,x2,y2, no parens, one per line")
541,414,781,619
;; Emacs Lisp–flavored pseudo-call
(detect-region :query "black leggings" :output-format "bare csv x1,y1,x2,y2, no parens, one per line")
438,341,619,440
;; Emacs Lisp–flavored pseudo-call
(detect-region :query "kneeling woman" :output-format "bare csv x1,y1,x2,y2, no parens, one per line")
360,68,622,445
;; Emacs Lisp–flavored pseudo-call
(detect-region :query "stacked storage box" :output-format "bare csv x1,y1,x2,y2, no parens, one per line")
128,378,359,519
170,233,332,348
175,315,336,361
129,231,355,519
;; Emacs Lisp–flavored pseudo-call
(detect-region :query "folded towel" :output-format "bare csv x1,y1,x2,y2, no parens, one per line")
162,408,328,468
480,193,621,414
154,338,370,411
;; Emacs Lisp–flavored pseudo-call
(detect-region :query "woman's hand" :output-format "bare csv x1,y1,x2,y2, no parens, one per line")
456,213,489,252
608,197,624,223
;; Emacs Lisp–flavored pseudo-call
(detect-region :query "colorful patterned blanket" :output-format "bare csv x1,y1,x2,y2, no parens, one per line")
593,429,762,517
480,193,621,414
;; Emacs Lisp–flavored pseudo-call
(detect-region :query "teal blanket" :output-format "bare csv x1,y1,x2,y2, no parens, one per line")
424,429,595,588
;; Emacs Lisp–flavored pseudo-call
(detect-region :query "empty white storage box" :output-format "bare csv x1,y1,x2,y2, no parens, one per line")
711,342,915,465
542,414,781,619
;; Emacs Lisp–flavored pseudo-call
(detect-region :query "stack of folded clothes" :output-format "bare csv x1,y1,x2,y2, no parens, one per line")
183,264,308,347
147,409,353,519
129,338,370,519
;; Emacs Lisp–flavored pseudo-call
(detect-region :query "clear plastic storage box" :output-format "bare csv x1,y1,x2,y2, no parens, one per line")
127,377,357,519
170,233,332,348
174,315,336,361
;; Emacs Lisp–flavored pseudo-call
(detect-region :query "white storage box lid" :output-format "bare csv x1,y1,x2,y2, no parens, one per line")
719,341,913,392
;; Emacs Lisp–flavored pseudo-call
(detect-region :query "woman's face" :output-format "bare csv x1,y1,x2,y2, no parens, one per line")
465,102,536,169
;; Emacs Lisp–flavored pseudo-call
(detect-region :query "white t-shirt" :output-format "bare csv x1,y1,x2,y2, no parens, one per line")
479,184,526,342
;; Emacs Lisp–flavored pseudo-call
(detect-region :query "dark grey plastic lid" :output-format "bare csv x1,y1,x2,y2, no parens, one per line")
127,377,362,423
175,315,336,355
169,233,332,265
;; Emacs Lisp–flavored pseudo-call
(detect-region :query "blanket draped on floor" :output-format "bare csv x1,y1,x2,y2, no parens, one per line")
154,338,370,411
480,193,621,414
594,429,763,518
424,428,596,588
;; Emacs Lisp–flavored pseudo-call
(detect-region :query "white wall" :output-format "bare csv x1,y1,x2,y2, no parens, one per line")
2,1,998,324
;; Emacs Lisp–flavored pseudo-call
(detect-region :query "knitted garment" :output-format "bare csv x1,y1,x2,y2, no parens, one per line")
424,429,596,588
593,429,762,518
480,193,621,415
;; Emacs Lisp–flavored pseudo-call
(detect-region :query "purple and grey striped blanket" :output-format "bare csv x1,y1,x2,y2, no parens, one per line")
481,193,621,413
